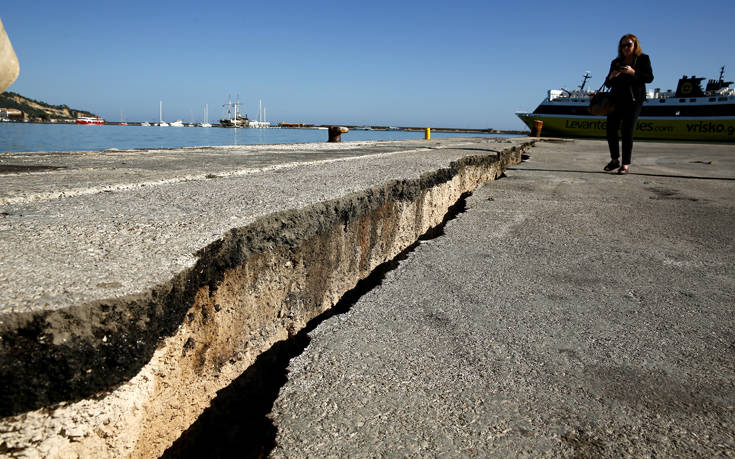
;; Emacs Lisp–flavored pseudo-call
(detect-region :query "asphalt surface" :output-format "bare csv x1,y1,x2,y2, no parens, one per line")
269,139,735,457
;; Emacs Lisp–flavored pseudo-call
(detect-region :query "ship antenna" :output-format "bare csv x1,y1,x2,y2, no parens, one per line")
579,71,591,91
720,66,725,82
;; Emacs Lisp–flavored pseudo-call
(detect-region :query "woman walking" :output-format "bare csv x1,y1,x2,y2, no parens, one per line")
603,34,654,174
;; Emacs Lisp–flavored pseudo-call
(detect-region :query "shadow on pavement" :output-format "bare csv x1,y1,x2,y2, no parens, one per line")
510,167,735,181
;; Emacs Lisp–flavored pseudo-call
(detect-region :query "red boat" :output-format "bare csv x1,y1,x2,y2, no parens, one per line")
75,116,105,125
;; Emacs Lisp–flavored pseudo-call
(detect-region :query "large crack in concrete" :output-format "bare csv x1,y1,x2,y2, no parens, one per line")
0,143,530,458
161,192,472,459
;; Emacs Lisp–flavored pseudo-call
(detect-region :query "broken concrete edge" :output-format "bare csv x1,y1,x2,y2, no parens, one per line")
0,141,533,456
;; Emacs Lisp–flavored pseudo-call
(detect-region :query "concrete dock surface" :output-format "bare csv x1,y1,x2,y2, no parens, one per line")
0,137,733,457
0,139,522,314
0,137,528,457
268,139,735,457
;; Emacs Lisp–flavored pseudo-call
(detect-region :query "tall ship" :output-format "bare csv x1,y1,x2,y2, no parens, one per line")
220,96,249,128
516,67,735,141
75,116,105,125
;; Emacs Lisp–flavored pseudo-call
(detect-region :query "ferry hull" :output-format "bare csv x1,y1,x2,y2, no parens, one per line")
517,113,735,142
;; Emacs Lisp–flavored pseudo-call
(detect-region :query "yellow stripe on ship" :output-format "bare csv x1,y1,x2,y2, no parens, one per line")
516,113,735,142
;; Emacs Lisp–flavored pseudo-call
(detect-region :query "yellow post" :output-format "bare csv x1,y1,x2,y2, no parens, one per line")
424,128,431,140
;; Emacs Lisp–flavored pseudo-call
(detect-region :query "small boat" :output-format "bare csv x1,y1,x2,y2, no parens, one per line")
141,121,151,127
76,116,104,125
170,120,184,127
516,67,735,141
200,104,212,127
250,100,271,128
158,100,168,126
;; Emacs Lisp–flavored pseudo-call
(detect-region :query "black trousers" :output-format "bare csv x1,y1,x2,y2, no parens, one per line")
606,103,642,165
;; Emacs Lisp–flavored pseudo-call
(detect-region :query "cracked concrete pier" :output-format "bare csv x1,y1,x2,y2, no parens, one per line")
0,137,530,457
268,139,735,457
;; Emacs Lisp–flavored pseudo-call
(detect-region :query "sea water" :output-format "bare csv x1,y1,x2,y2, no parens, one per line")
0,123,518,154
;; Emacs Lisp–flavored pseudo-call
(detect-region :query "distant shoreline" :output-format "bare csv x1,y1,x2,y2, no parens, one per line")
0,119,528,135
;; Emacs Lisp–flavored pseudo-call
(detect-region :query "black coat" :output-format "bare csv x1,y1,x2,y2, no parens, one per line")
604,53,654,106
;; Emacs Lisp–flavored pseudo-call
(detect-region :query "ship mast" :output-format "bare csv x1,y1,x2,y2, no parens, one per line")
579,71,591,92
223,96,232,120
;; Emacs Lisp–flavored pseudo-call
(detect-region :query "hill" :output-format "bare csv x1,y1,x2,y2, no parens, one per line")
0,91,96,120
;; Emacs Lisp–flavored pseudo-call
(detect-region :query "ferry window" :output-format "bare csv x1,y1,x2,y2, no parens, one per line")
709,97,716,102
689,98,696,102
679,99,685,102
718,97,727,101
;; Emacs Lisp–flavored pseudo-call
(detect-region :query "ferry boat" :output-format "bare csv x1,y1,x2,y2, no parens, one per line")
75,116,105,125
516,67,735,142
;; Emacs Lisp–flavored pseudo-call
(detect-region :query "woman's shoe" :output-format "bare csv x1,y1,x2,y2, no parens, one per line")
617,165,629,174
604,160,620,171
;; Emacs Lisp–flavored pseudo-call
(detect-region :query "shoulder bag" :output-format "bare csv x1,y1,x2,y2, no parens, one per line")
588,83,615,116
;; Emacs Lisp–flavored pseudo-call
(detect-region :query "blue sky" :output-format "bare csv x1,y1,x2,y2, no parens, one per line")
2,1,733,129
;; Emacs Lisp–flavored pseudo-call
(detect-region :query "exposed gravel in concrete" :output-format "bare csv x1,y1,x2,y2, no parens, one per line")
269,139,735,457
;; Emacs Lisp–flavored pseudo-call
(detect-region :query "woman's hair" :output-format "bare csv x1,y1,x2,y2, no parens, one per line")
618,34,642,58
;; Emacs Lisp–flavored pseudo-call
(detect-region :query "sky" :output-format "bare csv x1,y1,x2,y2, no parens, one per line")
2,1,733,130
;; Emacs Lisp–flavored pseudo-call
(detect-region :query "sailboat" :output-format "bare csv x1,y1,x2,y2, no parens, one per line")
158,100,169,126
200,104,212,127
120,109,127,126
220,96,248,128
249,99,271,128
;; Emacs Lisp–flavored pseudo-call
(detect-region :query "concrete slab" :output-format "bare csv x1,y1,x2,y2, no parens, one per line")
270,139,735,456
0,137,531,457
0,139,522,314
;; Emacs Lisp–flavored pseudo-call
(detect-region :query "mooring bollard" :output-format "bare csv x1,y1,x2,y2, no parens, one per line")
328,126,349,142
425,128,431,140
530,120,543,137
